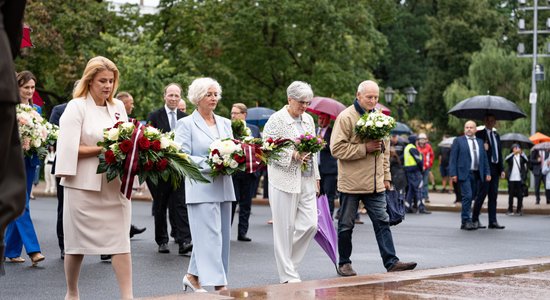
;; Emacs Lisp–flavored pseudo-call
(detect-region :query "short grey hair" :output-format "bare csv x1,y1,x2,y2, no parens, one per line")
287,81,313,102
187,77,222,105
357,80,379,94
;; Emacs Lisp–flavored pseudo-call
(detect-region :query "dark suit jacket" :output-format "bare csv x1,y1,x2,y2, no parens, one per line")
49,103,67,126
319,126,338,175
49,103,67,174
530,149,546,176
147,106,187,132
0,0,26,104
449,135,490,181
476,129,504,174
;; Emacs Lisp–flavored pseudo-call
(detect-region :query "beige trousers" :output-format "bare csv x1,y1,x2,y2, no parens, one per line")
269,176,318,283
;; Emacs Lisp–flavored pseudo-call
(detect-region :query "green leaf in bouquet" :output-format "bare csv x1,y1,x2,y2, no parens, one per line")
106,167,118,182
166,152,210,184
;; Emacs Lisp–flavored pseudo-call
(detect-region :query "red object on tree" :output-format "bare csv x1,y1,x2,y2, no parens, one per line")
20,24,33,49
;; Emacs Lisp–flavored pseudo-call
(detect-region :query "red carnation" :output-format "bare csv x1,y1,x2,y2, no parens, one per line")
233,153,246,164
151,140,161,151
156,158,169,171
119,140,133,153
215,163,224,170
143,160,154,171
211,149,220,156
113,121,124,128
266,137,273,143
105,150,117,164
138,136,150,150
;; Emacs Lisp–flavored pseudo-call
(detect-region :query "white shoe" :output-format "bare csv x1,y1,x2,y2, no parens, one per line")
182,275,207,293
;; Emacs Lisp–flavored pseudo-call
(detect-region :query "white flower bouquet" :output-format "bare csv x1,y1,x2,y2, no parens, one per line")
354,109,396,141
16,104,58,159
207,138,246,177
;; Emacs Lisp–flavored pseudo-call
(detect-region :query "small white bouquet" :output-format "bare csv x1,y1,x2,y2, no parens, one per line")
354,109,396,156
207,138,246,177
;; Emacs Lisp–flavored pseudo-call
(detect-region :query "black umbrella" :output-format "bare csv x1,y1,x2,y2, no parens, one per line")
500,133,533,149
391,122,413,135
448,95,526,120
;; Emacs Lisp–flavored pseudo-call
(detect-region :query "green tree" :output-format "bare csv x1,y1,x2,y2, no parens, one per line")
155,0,387,113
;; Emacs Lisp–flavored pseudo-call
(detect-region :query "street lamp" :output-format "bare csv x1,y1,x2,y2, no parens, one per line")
384,87,395,104
404,86,418,105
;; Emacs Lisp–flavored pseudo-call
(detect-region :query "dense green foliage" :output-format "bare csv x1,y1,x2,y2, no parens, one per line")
15,0,550,137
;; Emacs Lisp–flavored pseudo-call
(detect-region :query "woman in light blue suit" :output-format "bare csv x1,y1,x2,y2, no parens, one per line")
174,77,236,292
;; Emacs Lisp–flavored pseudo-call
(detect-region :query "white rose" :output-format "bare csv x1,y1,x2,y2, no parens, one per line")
357,119,366,126
145,127,160,137
32,139,42,148
219,140,239,155
160,136,171,149
229,160,239,169
375,121,383,128
365,121,373,127
211,154,223,164
107,128,120,141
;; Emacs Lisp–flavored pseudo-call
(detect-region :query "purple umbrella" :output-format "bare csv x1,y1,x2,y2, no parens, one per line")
314,194,338,266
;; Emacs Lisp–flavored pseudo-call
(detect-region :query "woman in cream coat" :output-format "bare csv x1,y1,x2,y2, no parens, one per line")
263,81,320,284
56,56,132,300
174,77,235,292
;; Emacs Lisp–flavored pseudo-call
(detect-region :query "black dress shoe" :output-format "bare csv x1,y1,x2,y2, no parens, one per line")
238,235,252,242
100,254,112,261
488,222,505,229
472,221,486,229
179,242,193,255
418,209,432,214
158,243,170,253
129,225,146,238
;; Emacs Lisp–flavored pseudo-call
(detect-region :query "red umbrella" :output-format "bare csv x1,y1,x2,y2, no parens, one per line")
376,103,391,116
306,97,347,120
20,24,33,49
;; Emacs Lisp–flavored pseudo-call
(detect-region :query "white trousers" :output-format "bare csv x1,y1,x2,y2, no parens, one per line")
269,176,318,283
43,163,56,193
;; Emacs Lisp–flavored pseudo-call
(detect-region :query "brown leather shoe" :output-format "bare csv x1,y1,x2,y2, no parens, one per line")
337,263,357,276
388,261,417,272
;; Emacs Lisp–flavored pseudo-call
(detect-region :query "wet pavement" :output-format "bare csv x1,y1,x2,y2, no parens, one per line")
139,257,550,299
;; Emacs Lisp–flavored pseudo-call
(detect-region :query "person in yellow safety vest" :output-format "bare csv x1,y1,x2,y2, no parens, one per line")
403,135,431,214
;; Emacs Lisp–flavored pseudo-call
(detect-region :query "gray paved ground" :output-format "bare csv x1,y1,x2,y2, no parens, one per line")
1,196,549,299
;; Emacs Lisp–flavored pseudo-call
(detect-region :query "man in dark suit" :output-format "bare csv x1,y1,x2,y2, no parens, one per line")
472,114,505,229
147,83,192,255
317,113,338,216
49,102,67,259
530,149,548,204
230,103,260,242
0,0,27,276
449,120,491,231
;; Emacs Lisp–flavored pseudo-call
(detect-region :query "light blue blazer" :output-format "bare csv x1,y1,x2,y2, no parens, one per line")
174,110,236,204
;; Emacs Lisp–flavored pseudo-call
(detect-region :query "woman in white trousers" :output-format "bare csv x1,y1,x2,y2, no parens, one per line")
263,81,320,283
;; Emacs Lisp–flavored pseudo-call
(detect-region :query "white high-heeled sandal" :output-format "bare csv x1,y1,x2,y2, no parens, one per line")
182,275,207,293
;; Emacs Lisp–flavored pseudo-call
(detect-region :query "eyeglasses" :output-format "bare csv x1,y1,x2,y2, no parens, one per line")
292,99,312,106
230,111,244,115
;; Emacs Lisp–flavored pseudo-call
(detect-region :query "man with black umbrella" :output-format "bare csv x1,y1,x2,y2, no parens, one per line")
472,114,505,229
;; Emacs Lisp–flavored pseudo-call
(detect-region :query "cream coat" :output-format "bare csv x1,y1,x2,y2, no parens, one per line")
263,105,320,194
330,105,391,194
55,94,128,190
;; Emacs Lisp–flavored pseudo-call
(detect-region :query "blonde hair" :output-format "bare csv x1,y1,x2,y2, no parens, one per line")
73,56,119,102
